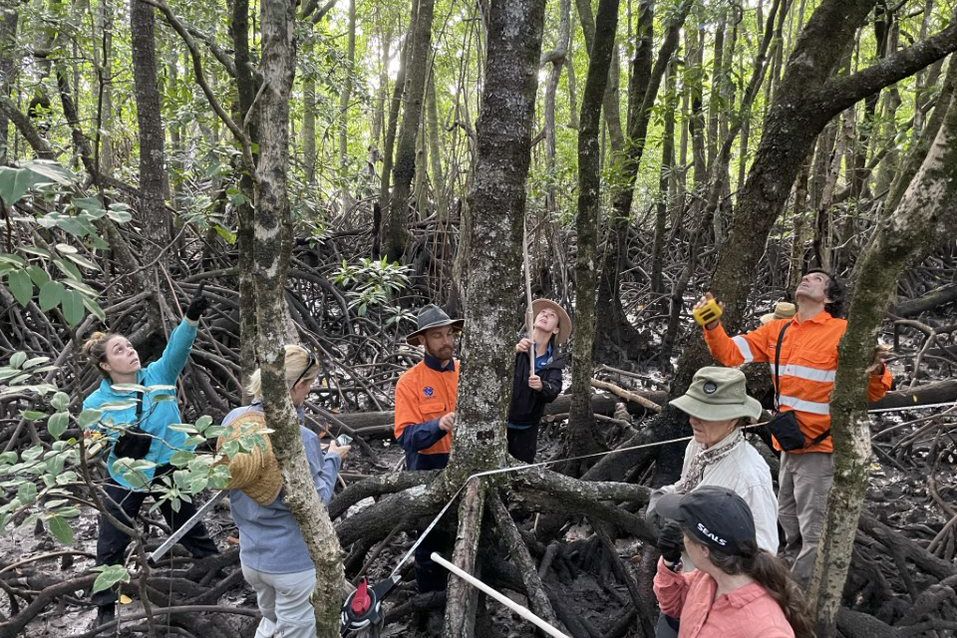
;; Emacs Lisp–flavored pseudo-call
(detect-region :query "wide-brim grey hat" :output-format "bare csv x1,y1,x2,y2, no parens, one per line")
670,366,762,421
406,304,464,345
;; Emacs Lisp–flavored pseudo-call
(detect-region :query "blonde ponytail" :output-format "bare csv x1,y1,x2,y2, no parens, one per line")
246,345,316,398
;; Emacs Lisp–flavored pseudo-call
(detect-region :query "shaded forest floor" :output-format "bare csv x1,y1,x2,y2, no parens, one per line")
7,397,957,637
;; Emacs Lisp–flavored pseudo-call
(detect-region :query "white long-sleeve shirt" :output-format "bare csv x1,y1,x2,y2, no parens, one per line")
649,435,779,570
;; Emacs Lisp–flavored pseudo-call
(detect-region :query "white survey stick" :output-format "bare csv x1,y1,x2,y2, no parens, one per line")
430,552,570,638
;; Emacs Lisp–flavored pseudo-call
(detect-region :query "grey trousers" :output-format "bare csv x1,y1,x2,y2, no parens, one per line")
242,565,316,638
778,451,834,587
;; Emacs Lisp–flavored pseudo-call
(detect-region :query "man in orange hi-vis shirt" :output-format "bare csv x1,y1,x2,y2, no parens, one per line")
394,304,463,592
695,270,893,586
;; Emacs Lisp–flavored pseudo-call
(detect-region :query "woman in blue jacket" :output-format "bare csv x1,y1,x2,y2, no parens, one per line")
507,299,571,463
81,290,218,627
223,344,349,638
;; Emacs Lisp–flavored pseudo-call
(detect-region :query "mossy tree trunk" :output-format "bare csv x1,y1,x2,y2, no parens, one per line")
444,0,544,632
809,89,957,638
251,0,344,635
229,0,260,396
565,0,620,475
594,0,692,361
382,0,434,262
130,0,170,267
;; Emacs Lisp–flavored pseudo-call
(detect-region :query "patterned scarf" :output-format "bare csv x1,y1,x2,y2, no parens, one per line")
673,427,745,495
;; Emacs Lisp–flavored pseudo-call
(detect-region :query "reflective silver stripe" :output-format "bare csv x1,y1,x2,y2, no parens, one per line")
732,336,754,363
778,394,830,415
778,364,836,383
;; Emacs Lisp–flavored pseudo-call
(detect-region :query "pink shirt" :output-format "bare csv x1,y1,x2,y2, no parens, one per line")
653,559,795,638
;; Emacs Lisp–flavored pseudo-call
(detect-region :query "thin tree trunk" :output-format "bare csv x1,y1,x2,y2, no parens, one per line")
566,0,620,475
383,0,435,261
575,0,623,150
338,0,356,212
651,60,677,297
377,15,414,252
230,0,260,395
94,1,112,174
425,68,446,220
130,0,171,266
566,33,579,130
874,21,901,196
707,9,725,171
810,88,957,638
787,160,811,290
687,16,706,191
0,8,15,163
303,38,317,186
542,0,570,214
254,1,344,635
371,21,390,152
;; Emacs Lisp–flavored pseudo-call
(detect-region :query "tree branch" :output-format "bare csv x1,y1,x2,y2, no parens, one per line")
328,469,436,519
0,98,55,159
815,18,957,118
139,0,252,171
183,23,238,77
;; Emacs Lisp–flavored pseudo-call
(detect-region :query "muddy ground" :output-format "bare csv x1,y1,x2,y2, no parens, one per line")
3,401,955,637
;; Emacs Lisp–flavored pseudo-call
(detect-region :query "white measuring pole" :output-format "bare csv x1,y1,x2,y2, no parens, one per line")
430,552,570,638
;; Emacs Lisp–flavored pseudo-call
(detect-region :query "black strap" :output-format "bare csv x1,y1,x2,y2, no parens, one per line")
773,322,831,447
135,391,143,421
773,322,789,410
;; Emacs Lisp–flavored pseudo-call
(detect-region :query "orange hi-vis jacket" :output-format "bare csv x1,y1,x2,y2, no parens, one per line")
394,355,459,470
704,310,893,454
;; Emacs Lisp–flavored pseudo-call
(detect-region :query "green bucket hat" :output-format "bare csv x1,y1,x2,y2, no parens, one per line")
670,367,762,421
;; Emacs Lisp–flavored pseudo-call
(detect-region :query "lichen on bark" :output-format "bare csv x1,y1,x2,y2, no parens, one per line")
810,89,957,637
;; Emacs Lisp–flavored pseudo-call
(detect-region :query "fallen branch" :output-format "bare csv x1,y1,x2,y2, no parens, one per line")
590,379,662,412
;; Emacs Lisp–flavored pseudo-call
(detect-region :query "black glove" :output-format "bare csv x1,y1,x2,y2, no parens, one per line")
657,520,684,563
185,283,210,321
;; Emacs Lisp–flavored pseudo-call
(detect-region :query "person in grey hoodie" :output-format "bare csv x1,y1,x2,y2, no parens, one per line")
223,345,349,638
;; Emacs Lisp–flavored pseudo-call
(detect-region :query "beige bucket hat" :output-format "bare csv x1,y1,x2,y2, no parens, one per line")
670,367,763,422
759,301,796,325
217,412,283,506
531,299,573,345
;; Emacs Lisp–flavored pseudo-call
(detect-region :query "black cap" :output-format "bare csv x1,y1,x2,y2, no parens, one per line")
654,486,756,556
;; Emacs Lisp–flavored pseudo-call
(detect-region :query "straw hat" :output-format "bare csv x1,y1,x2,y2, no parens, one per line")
217,412,283,506
759,301,796,325
531,299,573,345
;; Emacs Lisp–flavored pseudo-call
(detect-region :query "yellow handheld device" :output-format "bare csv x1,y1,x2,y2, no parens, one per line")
693,298,723,326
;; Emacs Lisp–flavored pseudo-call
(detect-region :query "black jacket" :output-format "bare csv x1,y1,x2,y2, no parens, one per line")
507,349,565,427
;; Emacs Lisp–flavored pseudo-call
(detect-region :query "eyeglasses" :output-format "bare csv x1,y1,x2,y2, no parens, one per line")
291,350,318,389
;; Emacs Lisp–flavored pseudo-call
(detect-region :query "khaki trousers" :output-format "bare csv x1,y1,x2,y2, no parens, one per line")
778,451,834,587
242,565,316,638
